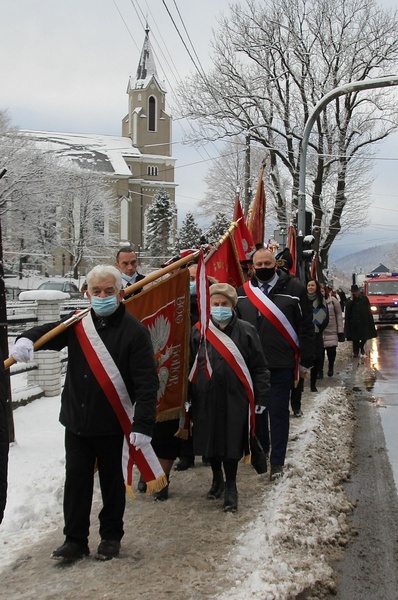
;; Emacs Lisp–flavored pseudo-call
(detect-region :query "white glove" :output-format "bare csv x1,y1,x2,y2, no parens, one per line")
129,432,152,450
299,364,311,377
11,338,34,363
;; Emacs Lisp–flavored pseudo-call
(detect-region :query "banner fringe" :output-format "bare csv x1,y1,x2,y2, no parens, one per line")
146,473,169,495
125,484,136,499
156,407,181,422
174,427,189,440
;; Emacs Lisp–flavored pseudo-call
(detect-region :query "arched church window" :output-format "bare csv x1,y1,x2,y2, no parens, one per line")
148,96,156,131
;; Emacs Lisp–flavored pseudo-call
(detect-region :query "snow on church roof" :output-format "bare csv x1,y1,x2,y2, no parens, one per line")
23,130,142,177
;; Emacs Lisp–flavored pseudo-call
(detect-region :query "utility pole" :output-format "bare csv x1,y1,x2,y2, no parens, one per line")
297,75,398,284
0,168,14,442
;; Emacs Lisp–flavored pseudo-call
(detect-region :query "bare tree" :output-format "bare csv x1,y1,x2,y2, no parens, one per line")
55,166,118,277
1,110,118,276
177,0,398,273
200,135,267,218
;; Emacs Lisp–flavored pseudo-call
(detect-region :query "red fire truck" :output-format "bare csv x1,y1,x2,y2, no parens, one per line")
363,272,398,325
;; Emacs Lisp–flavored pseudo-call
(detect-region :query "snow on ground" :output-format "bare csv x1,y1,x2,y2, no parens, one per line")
218,386,354,599
0,384,355,599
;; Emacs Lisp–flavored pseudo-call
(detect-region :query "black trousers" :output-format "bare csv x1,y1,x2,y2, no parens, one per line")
63,429,125,546
0,396,9,525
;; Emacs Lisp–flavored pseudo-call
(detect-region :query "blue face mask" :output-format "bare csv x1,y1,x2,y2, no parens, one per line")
189,281,197,295
122,273,135,284
90,294,119,317
210,307,233,323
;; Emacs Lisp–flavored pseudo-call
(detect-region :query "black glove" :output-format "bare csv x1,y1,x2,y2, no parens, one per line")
338,333,345,343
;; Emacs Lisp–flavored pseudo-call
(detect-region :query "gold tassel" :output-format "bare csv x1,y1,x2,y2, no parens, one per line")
174,427,189,440
243,454,251,465
125,484,136,499
146,473,169,495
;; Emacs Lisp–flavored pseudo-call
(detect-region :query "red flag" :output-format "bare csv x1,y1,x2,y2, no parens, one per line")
310,254,318,279
189,249,212,382
248,165,266,246
286,225,297,276
205,235,245,289
125,269,190,421
233,194,255,261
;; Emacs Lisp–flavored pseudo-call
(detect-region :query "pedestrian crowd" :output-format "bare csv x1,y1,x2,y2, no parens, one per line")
2,245,375,564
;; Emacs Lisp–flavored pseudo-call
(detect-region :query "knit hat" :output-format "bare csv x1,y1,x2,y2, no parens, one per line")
209,283,238,307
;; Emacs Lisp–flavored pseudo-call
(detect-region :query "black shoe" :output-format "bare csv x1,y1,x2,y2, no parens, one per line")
318,371,324,380
174,457,195,471
327,369,333,377
353,353,359,358
310,386,318,392
154,476,169,502
223,481,238,512
293,409,303,418
137,475,147,493
202,456,211,467
51,541,89,562
207,471,224,499
270,464,284,481
95,539,120,561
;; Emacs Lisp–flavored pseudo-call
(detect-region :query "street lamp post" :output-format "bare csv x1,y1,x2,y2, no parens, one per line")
297,75,398,283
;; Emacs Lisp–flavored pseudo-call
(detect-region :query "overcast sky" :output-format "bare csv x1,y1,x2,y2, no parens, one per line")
1,0,397,261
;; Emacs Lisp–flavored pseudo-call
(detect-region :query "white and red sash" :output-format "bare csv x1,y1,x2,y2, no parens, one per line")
74,312,167,497
244,280,300,381
198,320,256,436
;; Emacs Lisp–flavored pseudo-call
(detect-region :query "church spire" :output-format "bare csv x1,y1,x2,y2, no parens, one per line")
133,25,165,92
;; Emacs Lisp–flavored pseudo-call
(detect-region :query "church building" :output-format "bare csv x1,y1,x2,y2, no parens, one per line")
22,26,176,269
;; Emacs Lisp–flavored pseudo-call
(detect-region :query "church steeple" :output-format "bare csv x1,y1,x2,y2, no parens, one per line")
135,25,157,85
122,25,170,151
131,25,166,93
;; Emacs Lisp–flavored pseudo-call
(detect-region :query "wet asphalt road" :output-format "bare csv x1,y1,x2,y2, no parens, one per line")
328,328,398,600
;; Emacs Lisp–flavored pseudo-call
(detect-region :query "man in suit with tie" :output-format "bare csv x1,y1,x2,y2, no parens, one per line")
236,248,315,480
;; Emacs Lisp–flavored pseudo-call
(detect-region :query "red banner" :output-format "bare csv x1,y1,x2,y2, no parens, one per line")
125,269,190,421
233,194,255,261
205,236,245,289
248,165,266,246
287,225,297,276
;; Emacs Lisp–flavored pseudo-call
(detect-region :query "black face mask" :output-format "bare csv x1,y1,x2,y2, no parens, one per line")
255,267,276,282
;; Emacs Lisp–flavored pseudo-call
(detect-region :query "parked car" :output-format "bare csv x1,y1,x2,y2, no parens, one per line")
5,286,21,300
36,280,83,299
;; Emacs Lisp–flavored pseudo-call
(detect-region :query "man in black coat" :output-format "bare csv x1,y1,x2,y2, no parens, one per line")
236,248,315,481
10,265,159,562
344,284,377,356
0,348,8,526
115,247,145,295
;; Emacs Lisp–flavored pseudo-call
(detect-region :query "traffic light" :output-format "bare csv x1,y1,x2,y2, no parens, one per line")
302,234,316,262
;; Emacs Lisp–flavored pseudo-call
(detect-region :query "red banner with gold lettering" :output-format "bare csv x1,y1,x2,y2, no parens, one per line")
124,269,190,421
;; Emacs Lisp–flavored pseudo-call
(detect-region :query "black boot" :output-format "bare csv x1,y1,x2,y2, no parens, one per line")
223,481,238,512
154,476,169,502
207,470,224,499
174,456,195,471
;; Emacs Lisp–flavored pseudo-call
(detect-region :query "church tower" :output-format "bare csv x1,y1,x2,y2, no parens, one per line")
120,25,176,254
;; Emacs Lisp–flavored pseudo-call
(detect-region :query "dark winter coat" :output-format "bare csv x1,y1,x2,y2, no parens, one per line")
236,270,315,369
324,296,344,348
189,313,270,460
344,294,377,342
19,304,158,437
0,349,8,525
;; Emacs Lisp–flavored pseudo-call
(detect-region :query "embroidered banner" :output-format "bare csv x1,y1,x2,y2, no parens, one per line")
125,269,191,422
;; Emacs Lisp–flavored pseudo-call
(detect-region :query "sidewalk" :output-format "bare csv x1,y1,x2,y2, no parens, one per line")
0,344,363,599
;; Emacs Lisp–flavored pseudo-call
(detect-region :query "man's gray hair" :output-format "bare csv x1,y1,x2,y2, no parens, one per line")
86,265,122,292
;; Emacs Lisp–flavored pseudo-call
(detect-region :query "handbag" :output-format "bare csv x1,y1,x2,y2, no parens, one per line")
250,435,268,474
338,332,345,342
